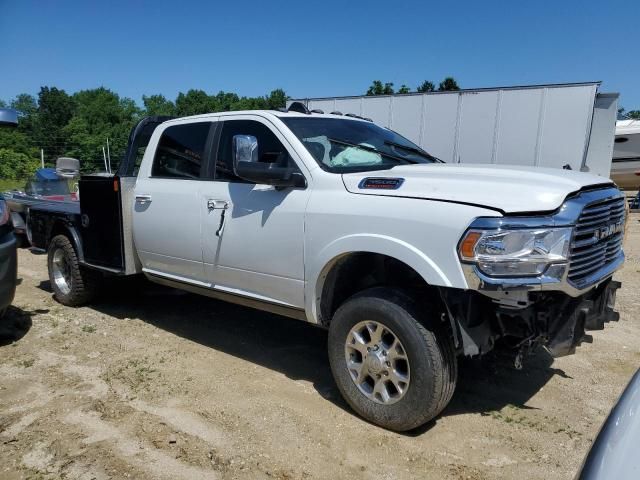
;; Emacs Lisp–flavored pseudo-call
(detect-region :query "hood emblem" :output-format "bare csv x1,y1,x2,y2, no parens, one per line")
358,177,404,190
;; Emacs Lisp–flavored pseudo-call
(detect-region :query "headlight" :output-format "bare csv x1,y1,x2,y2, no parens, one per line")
459,227,572,277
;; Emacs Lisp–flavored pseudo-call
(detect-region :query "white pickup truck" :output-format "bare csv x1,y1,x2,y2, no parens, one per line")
26,105,625,431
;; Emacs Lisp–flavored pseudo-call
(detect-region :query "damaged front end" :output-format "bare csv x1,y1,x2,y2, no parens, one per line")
448,186,626,367
441,278,622,366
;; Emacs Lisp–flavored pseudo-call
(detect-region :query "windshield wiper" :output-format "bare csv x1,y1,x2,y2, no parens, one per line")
383,140,438,162
328,138,416,164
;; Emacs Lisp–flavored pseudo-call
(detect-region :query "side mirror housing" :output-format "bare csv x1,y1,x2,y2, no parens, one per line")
232,135,305,188
0,108,18,128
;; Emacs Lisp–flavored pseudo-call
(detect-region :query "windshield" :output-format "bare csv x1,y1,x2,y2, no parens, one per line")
281,117,438,173
25,179,71,197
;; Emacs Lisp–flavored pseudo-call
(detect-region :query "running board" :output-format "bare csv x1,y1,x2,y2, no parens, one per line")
145,272,307,322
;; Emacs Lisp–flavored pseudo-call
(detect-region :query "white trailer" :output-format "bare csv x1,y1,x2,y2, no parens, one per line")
290,82,618,177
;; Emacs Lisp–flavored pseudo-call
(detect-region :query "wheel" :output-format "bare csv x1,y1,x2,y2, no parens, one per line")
328,287,457,431
25,210,33,246
47,234,100,306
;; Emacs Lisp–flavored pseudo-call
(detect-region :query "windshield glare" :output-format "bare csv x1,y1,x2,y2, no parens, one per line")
281,117,437,173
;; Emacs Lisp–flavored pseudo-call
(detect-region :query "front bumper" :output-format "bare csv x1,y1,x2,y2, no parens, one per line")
0,231,18,313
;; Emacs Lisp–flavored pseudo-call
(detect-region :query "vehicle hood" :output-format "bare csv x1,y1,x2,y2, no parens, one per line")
342,164,614,214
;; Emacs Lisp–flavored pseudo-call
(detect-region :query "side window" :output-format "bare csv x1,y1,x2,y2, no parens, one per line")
216,120,295,182
151,123,210,179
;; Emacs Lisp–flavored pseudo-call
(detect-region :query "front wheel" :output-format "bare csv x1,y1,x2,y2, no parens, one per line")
328,287,457,431
47,234,100,306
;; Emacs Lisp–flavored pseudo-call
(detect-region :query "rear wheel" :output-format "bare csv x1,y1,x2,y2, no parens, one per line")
47,234,100,306
328,287,457,431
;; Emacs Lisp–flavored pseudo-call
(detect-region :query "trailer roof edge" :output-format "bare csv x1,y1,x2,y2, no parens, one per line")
292,81,605,102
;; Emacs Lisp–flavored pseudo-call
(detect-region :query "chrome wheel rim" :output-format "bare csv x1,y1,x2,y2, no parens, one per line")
51,248,71,295
344,321,410,405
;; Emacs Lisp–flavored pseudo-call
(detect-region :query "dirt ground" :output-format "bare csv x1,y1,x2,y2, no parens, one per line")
1,215,639,480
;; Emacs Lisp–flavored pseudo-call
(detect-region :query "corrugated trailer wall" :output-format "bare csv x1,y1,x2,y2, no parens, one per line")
291,82,618,177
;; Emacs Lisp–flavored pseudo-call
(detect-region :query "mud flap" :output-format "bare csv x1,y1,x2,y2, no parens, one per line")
546,280,621,357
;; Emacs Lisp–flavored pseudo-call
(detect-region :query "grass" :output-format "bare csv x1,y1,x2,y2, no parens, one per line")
486,404,582,438
105,356,159,392
18,358,35,368
0,178,26,193
81,324,96,333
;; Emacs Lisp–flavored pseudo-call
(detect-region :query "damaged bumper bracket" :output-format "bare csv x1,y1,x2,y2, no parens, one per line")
546,280,621,357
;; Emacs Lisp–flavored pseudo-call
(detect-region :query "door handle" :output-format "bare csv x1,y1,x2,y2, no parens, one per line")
207,199,229,211
207,199,231,236
135,194,152,205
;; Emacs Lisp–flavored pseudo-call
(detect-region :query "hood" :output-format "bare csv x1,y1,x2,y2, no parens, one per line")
342,164,614,214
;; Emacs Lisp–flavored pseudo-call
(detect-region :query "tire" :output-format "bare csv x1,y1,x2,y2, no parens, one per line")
15,234,29,249
47,234,100,306
328,287,457,431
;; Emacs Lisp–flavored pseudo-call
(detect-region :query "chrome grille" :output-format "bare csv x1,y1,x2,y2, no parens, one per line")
568,195,625,285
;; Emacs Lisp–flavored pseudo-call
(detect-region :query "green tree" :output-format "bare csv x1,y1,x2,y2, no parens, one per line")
627,110,640,120
1,85,291,177
265,89,287,109
366,80,384,96
397,85,411,94
142,94,176,116
437,77,460,91
10,93,38,136
367,81,395,95
67,87,141,170
175,89,217,116
0,128,37,158
35,86,75,159
0,148,40,180
417,80,435,93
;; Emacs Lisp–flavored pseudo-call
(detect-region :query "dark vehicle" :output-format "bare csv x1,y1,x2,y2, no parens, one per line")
0,108,18,318
578,369,640,479
4,166,79,246
0,200,17,318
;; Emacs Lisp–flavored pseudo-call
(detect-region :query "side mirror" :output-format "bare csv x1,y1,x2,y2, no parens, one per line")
0,108,18,128
232,135,305,188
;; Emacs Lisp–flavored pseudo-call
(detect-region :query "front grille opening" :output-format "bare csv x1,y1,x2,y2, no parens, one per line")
568,195,625,285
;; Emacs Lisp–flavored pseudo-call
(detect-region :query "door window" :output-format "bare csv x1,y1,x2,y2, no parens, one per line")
151,123,211,179
215,120,296,182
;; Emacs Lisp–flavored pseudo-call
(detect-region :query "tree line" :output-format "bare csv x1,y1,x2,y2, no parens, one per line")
366,77,461,96
0,87,288,180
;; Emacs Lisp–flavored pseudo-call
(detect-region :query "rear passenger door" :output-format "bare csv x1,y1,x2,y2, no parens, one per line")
132,121,216,284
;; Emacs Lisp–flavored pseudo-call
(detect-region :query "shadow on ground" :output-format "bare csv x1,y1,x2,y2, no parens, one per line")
44,277,568,434
0,305,40,345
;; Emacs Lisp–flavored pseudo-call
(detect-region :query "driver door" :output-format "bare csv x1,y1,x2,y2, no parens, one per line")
200,116,310,308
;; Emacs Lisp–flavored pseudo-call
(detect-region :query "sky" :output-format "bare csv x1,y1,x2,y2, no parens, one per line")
1,0,639,110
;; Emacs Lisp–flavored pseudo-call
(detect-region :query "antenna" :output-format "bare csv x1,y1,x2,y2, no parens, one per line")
106,138,112,173
102,147,108,172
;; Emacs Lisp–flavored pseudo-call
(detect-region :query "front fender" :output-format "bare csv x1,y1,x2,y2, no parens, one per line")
305,233,455,324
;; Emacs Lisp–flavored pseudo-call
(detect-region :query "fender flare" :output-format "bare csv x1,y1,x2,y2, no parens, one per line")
305,233,453,324
49,220,85,263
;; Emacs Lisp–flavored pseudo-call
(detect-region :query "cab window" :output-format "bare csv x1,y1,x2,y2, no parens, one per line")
216,120,296,182
151,123,210,179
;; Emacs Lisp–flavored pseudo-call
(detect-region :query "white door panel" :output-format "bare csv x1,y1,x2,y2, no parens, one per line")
201,181,307,308
133,178,205,282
